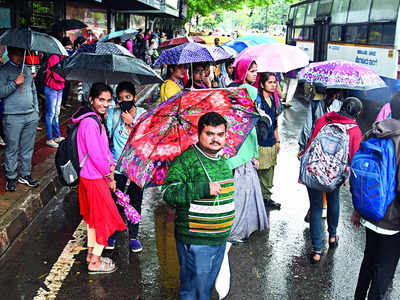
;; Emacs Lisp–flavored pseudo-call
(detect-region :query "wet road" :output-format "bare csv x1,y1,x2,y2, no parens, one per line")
1,98,400,299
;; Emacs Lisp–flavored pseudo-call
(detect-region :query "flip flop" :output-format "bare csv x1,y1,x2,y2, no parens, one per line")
88,260,117,275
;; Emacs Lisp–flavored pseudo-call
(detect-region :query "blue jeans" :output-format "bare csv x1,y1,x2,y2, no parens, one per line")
44,86,62,140
176,240,226,300
307,187,340,251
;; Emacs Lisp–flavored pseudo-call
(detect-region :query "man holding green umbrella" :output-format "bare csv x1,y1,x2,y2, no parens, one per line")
0,46,40,191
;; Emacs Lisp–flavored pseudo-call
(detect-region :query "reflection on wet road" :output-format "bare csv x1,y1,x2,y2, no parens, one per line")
1,99,399,299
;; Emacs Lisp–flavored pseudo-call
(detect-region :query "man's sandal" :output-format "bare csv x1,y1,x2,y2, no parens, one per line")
88,260,117,275
329,236,339,248
310,251,322,264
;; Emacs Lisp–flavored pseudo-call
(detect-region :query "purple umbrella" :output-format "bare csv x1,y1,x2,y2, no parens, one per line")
154,42,233,65
298,60,386,91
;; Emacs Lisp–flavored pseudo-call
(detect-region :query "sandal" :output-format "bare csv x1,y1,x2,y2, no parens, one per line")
329,236,339,248
88,259,117,275
310,251,322,264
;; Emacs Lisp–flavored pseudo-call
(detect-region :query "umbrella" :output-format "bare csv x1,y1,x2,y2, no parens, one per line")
0,27,68,56
224,40,259,53
234,44,309,73
116,88,259,188
236,34,279,44
73,42,134,57
219,45,239,58
298,60,387,91
200,35,232,45
158,36,205,50
49,19,87,32
98,29,138,43
52,52,163,85
154,42,233,66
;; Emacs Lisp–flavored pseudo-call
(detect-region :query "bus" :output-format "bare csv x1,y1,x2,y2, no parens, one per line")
286,0,400,102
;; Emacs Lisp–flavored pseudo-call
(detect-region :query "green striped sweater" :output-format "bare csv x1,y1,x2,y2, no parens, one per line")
162,145,235,245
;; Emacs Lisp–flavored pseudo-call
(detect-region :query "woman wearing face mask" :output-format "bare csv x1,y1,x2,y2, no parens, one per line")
72,82,126,274
105,81,146,253
226,59,269,243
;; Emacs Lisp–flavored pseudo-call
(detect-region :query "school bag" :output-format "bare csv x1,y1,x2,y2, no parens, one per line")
55,115,102,186
300,118,355,192
350,137,397,221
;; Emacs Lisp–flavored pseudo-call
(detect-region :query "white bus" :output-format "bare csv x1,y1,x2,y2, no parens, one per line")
286,0,400,102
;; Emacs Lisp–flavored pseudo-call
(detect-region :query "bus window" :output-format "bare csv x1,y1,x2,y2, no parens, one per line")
347,0,372,23
331,0,350,24
369,24,396,45
370,0,400,22
345,24,368,43
330,25,344,41
295,4,307,26
317,0,333,16
294,28,304,40
305,1,319,25
288,6,296,21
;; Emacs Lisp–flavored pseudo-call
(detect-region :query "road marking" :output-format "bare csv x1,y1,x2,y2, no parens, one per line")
34,220,87,300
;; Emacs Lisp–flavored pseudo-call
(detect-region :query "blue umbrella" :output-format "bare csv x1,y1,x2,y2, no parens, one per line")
224,34,279,53
154,42,233,65
236,34,279,44
99,29,138,43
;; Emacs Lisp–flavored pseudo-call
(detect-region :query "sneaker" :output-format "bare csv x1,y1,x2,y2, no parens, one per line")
130,239,143,253
54,137,65,143
6,178,17,192
46,140,59,148
105,237,116,250
18,175,40,188
322,208,327,219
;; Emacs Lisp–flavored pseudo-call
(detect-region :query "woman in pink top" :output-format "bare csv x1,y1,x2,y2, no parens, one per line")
376,91,400,121
71,83,126,274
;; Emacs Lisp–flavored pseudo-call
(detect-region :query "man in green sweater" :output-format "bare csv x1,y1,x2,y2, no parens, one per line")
162,112,234,300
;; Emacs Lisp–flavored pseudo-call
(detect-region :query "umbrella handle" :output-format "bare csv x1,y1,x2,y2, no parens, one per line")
124,178,131,194
20,49,26,92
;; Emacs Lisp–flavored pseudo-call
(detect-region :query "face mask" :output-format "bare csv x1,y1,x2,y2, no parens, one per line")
119,101,135,112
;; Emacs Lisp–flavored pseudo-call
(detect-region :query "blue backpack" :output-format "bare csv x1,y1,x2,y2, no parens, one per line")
350,137,397,221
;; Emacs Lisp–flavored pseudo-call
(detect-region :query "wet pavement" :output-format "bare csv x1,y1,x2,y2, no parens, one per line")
1,98,400,299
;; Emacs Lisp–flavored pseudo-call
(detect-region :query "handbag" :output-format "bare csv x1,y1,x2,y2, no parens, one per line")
255,96,272,141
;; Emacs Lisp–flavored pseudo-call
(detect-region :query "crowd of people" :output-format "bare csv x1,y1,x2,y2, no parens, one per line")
0,27,399,300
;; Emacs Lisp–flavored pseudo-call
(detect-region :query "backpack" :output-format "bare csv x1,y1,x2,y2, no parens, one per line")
350,137,397,221
300,119,355,192
55,115,102,186
35,54,61,92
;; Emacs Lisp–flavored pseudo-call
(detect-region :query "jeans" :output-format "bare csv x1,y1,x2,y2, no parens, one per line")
2,112,39,179
44,86,62,140
355,228,400,300
176,240,226,300
307,187,340,251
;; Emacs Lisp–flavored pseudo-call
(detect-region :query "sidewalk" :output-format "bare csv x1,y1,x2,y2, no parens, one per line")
0,83,159,257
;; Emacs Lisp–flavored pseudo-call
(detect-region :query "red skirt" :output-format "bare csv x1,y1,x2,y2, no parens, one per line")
79,177,127,246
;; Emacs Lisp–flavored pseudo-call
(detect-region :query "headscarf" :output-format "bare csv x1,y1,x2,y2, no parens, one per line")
219,62,233,88
234,58,253,84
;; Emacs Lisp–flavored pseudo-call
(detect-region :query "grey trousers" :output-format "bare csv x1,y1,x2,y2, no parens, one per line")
2,112,39,179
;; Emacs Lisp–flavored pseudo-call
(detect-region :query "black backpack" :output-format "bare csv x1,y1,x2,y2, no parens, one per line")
55,115,102,186
35,54,61,93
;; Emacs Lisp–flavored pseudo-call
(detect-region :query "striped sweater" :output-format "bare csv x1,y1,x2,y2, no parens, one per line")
162,144,235,245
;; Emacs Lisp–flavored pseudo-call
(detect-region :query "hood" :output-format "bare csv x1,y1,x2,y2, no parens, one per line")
324,111,358,125
235,58,253,84
71,105,98,123
366,118,400,140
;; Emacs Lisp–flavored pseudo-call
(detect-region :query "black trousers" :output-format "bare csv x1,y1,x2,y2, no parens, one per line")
355,228,400,300
114,173,144,239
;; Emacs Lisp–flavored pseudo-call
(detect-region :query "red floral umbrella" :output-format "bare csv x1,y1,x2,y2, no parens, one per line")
158,36,205,50
116,88,259,188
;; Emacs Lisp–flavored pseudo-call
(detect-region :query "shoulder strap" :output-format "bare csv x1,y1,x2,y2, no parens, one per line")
111,107,121,140
191,145,212,183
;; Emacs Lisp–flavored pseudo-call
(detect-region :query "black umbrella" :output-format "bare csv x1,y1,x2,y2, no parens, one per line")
0,28,68,56
52,52,163,85
49,19,87,32
74,42,134,57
